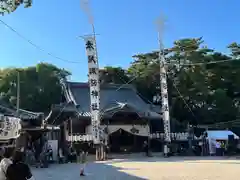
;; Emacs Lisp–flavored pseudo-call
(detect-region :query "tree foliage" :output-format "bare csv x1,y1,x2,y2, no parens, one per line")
0,63,70,113
0,0,32,15
99,66,130,84
100,37,240,125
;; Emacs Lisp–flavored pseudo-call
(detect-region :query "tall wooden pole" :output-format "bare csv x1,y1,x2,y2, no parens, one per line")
156,16,171,157
17,71,20,116
81,0,104,161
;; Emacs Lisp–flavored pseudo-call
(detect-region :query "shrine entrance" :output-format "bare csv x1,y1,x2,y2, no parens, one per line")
103,110,149,153
108,128,148,153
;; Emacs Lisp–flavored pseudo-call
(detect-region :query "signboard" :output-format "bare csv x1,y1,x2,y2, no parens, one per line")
84,36,100,144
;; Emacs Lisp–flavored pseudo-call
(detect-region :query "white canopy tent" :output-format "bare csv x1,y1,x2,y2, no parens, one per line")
205,130,239,155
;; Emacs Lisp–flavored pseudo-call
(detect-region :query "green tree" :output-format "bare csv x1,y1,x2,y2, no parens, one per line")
128,37,240,126
128,51,160,102
0,63,70,113
0,0,32,15
168,38,213,124
99,66,130,84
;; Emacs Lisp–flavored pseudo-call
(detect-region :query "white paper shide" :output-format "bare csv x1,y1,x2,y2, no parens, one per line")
84,36,100,144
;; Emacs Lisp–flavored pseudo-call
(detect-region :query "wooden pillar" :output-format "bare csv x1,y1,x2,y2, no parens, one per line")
102,144,107,160
62,121,68,155
104,137,108,160
95,145,101,161
95,145,98,161
101,144,104,160
100,145,103,160
95,144,106,161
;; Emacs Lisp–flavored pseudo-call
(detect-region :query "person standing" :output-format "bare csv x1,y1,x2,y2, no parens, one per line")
215,141,221,156
220,141,225,156
143,141,149,157
47,145,53,162
0,148,12,180
58,148,64,164
69,147,76,163
79,143,90,176
39,141,49,168
6,151,34,180
80,149,87,176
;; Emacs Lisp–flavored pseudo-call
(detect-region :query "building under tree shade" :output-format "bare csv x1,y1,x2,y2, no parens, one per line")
0,99,44,127
0,99,45,149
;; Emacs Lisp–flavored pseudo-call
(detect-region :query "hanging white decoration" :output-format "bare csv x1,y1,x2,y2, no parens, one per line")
150,132,202,141
67,134,93,142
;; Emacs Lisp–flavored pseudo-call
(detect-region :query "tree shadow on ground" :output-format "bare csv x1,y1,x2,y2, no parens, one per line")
106,154,240,164
182,161,240,165
32,162,147,180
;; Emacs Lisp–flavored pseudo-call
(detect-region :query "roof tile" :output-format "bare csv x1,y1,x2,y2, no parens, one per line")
66,82,161,119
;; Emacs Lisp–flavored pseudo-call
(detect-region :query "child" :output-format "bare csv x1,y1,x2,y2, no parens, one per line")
80,150,87,176
58,148,64,164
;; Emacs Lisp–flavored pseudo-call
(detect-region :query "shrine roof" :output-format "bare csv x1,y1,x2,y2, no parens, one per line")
0,99,43,120
64,81,161,119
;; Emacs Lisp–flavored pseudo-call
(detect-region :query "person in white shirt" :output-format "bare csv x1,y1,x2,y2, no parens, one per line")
215,141,221,156
0,148,12,180
215,141,221,148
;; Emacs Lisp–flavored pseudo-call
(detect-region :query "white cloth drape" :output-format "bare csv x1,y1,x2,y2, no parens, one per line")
67,134,93,142
85,125,150,137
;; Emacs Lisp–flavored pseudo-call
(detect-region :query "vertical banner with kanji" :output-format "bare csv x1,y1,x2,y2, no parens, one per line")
160,60,171,143
84,36,100,144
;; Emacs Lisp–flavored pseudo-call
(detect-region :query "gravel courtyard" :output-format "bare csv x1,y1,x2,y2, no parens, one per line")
32,157,240,180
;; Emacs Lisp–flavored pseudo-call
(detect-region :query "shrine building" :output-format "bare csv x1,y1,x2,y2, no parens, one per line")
45,81,170,153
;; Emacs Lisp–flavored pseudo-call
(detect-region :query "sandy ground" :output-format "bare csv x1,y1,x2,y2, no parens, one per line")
32,156,240,180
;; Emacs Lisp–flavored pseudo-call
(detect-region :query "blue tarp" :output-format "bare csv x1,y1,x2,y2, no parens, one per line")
206,130,239,140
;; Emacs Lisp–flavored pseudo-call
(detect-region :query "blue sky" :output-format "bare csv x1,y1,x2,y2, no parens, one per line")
0,0,239,82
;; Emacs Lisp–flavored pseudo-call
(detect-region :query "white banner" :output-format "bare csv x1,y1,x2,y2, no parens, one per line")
160,62,171,143
84,36,101,144
0,115,21,140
